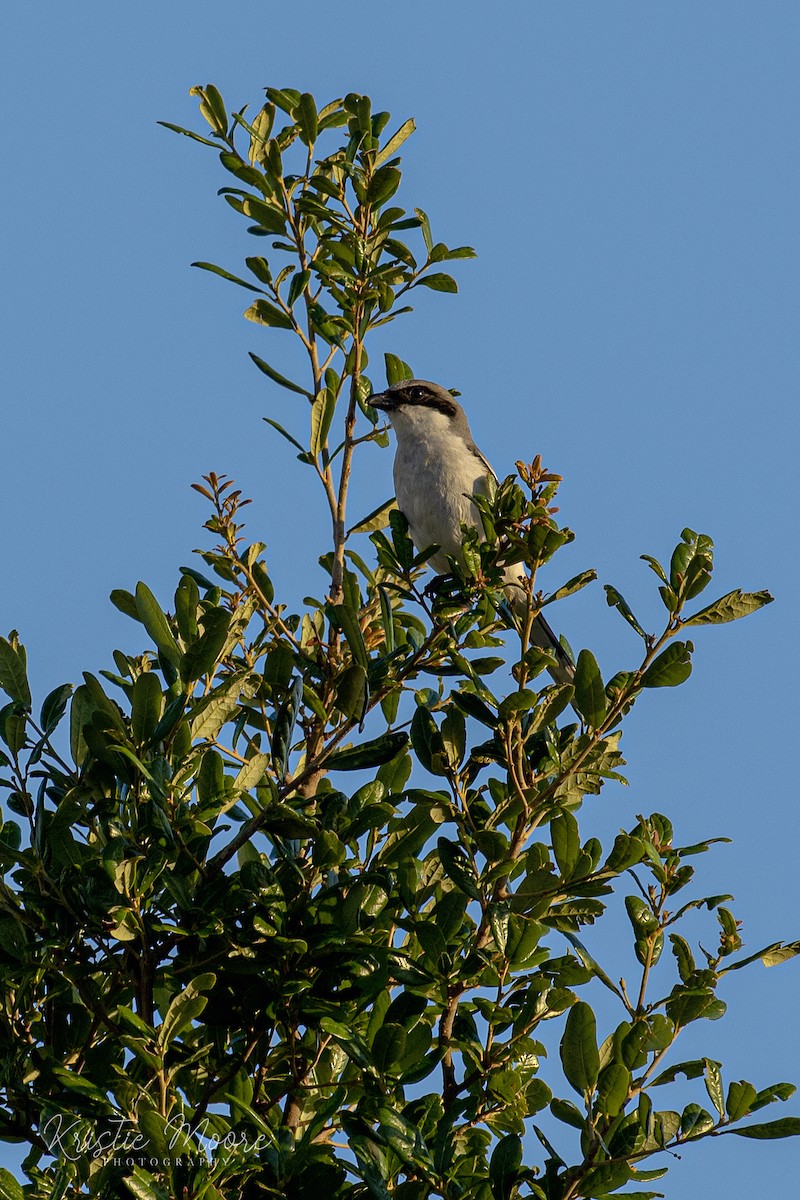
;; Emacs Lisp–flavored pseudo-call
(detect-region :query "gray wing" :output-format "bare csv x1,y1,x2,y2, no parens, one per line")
467,440,497,483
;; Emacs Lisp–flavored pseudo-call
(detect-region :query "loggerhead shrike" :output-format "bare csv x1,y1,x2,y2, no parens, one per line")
368,379,575,685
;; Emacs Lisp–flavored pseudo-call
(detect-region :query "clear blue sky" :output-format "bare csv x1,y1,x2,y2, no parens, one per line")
2,2,798,1193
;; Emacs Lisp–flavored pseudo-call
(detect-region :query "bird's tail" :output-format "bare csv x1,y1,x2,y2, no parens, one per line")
529,611,575,687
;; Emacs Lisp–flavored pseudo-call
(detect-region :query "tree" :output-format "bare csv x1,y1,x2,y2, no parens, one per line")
0,84,796,1200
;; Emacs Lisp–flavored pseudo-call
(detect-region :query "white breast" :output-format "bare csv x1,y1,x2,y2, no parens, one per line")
389,407,492,572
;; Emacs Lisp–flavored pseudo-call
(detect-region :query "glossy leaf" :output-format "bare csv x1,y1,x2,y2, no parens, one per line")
560,1001,600,1094
641,641,693,688
39,683,73,734
573,649,606,727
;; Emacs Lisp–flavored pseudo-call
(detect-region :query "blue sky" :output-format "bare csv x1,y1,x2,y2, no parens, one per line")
2,1,798,1193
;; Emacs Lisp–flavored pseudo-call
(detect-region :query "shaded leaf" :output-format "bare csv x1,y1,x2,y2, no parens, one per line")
438,837,481,901
135,583,182,667
192,260,265,293
641,641,693,688
489,1133,522,1200
728,1117,800,1140
249,352,313,398
604,584,648,639
327,731,408,771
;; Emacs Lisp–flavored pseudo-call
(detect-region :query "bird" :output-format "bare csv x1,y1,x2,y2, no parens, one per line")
368,379,575,685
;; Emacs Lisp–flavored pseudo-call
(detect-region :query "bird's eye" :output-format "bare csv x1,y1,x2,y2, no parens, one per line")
409,387,426,401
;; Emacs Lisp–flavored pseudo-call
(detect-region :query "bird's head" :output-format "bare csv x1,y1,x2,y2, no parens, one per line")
368,380,472,443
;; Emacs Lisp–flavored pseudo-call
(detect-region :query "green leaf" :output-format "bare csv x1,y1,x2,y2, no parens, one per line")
331,603,369,669
410,706,447,776
551,810,580,879
560,1000,600,1093
180,607,231,682
348,498,397,538
265,86,302,115
234,751,271,792
272,676,303,776
604,584,648,639
191,260,266,293
40,683,73,734
287,268,311,308
762,942,800,966
550,1096,584,1130
296,92,318,145
0,638,30,706
573,649,606,727
246,255,273,285
310,387,337,457
335,663,369,722
367,166,402,206
680,1102,715,1138
641,641,693,688
416,272,458,292
489,1133,522,1200
442,245,477,259
374,117,416,169
596,1062,631,1117
704,1060,725,1117
544,569,598,605
372,1023,407,1073
384,352,414,386
110,587,140,619
414,207,433,253
670,528,714,600
191,676,249,741
327,730,408,771
438,837,481,901
248,352,313,398
0,1168,25,1200
682,589,774,627
157,120,220,148
241,195,287,234
201,83,227,133
728,1117,800,1139
263,416,307,456
131,673,163,745
244,298,294,330
726,1080,757,1122
135,582,182,667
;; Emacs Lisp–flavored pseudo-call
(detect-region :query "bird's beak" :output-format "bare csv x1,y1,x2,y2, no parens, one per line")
367,391,393,411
